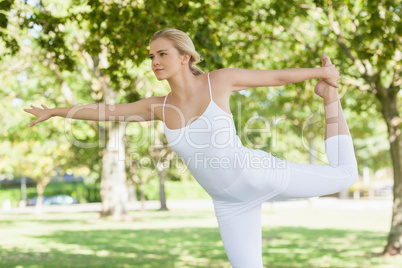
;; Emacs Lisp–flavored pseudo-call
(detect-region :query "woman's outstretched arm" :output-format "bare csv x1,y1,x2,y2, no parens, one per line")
214,54,340,92
24,96,162,127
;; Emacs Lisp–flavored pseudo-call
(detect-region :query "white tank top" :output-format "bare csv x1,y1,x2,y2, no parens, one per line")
163,73,267,199
163,73,289,204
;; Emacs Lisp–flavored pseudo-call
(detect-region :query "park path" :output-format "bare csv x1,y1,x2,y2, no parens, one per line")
1,197,392,214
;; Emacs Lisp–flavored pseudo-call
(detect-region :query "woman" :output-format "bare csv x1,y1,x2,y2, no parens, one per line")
25,28,357,267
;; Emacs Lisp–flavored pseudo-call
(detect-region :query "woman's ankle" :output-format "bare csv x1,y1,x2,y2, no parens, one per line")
323,91,339,105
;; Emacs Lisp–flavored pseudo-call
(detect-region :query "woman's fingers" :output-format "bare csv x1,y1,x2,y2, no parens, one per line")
24,107,36,115
320,54,340,88
324,78,340,88
29,120,38,127
326,78,338,87
25,104,50,127
329,63,339,76
327,64,339,77
322,54,332,66
323,62,340,88
29,104,48,110
29,116,48,127
29,119,41,127
25,104,47,114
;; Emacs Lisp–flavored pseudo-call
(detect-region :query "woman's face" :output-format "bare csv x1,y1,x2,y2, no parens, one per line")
149,38,188,81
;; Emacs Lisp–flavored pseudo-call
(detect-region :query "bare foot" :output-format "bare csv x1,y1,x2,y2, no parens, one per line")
314,55,339,102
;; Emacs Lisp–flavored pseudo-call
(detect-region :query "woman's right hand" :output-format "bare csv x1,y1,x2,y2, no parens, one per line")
321,54,340,88
24,105,53,127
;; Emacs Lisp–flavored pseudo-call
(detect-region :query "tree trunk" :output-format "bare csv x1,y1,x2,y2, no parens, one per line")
148,122,173,211
130,173,145,211
139,176,146,211
85,47,131,220
100,122,129,220
308,135,318,165
159,168,168,211
381,94,402,255
35,181,46,213
127,179,137,203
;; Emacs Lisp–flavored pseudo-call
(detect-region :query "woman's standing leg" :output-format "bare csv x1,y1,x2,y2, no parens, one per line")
215,203,264,268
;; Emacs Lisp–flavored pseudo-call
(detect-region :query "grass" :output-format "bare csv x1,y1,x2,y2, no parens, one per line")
0,201,401,267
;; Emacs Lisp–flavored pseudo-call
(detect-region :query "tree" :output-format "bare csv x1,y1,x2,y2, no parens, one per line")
0,44,95,211
13,0,247,219
148,122,176,211
223,0,401,255
309,0,401,255
5,0,400,253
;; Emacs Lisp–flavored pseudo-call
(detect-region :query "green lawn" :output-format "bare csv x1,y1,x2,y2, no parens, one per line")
0,202,401,268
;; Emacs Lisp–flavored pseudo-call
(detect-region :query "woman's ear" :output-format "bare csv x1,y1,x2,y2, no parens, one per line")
181,54,191,65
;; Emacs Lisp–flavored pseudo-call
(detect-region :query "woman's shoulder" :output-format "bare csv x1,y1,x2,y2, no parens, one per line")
207,68,228,82
209,68,229,76
208,68,240,87
136,95,167,112
138,95,168,121
142,95,166,103
205,69,237,96
209,68,245,80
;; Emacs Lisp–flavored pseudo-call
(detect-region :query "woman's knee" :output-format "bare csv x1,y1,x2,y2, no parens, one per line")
339,165,358,189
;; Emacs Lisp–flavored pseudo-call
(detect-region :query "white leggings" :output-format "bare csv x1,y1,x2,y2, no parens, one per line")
215,135,358,268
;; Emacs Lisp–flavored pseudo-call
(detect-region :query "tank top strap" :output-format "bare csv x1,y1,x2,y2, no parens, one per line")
207,73,213,102
163,94,168,123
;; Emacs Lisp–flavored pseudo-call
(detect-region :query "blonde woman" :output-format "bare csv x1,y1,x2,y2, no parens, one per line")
25,28,357,267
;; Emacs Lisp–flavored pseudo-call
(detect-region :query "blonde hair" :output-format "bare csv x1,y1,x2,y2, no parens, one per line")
150,28,204,76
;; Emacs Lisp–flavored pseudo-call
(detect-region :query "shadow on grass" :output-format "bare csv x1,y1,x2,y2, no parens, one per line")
0,212,96,226
262,226,395,267
1,221,400,267
0,220,16,226
1,227,229,268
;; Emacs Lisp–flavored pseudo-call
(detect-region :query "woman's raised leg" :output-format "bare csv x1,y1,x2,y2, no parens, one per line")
271,55,358,201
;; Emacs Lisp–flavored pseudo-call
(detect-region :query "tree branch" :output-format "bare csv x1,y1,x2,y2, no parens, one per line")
322,10,369,75
390,66,402,97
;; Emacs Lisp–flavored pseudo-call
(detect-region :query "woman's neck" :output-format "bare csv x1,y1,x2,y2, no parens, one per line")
167,69,201,101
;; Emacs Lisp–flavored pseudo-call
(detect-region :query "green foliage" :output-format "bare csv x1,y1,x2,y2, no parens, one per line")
165,180,211,200
144,179,210,201
0,187,36,207
1,0,400,212
40,181,101,203
0,0,19,57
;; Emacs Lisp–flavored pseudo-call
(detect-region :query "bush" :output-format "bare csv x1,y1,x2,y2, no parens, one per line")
144,178,209,201
0,182,101,207
0,179,209,208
